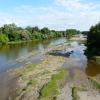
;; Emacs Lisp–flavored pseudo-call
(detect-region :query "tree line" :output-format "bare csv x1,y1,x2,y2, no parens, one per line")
0,23,80,44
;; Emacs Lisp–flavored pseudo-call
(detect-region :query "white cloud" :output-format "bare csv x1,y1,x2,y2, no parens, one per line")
55,0,99,12
0,0,100,31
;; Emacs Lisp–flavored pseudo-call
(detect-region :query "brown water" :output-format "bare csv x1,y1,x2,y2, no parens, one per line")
86,61,100,76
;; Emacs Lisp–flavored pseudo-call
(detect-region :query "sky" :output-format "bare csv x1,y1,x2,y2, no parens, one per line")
0,0,100,31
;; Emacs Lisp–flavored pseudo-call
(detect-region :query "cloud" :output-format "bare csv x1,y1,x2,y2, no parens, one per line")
0,0,100,31
0,12,31,27
55,0,99,12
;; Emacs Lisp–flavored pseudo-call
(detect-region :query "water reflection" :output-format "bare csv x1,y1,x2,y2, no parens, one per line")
0,38,67,72
63,41,100,76
64,41,87,69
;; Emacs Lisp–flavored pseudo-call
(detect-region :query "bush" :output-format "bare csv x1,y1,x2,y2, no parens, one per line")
0,33,9,44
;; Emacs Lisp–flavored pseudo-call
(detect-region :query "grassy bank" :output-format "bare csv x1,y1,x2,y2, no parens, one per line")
7,39,39,44
72,87,79,100
40,69,67,100
11,52,67,100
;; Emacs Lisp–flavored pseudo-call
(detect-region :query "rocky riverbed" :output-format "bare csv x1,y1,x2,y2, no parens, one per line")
9,41,100,100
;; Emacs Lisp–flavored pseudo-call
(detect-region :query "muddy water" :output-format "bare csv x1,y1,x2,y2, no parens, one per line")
86,61,100,76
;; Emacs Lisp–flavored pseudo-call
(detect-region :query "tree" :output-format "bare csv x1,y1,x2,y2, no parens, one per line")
32,26,40,33
0,33,9,44
66,29,80,38
32,31,42,40
25,26,33,33
19,30,32,41
41,27,50,34
2,23,20,41
85,22,100,57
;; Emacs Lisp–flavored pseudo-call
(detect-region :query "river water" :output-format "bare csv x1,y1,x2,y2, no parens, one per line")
0,37,67,73
0,37,100,100
63,41,100,77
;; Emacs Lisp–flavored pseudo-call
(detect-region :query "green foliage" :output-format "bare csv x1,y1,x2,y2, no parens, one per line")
0,23,64,43
72,87,79,100
32,31,43,40
88,76,100,89
40,69,67,100
85,22,100,57
41,27,50,35
19,29,32,40
0,33,9,44
66,29,80,38
0,23,80,44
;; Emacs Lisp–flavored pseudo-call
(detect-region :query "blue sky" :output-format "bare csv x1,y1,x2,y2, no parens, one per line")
0,0,100,31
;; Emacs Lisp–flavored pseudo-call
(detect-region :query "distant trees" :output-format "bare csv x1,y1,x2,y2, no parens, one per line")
2,23,20,41
66,29,80,38
0,23,64,44
0,23,81,44
85,22,100,57
81,31,89,36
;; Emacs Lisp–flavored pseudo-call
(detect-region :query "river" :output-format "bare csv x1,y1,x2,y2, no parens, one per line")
0,37,100,100
0,37,67,73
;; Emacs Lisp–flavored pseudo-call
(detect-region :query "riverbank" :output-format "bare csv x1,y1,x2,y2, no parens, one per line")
10,52,68,100
7,40,38,44
1,37,64,45
8,42,70,100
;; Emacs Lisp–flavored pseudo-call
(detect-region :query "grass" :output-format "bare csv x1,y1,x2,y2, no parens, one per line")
16,56,25,62
88,76,100,89
27,79,37,85
40,69,67,100
7,39,39,44
16,51,40,62
42,70,50,75
72,87,79,100
16,62,38,77
15,62,38,96
95,56,100,59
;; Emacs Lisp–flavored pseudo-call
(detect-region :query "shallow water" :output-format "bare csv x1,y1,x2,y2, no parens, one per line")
0,37,67,73
63,41,100,76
